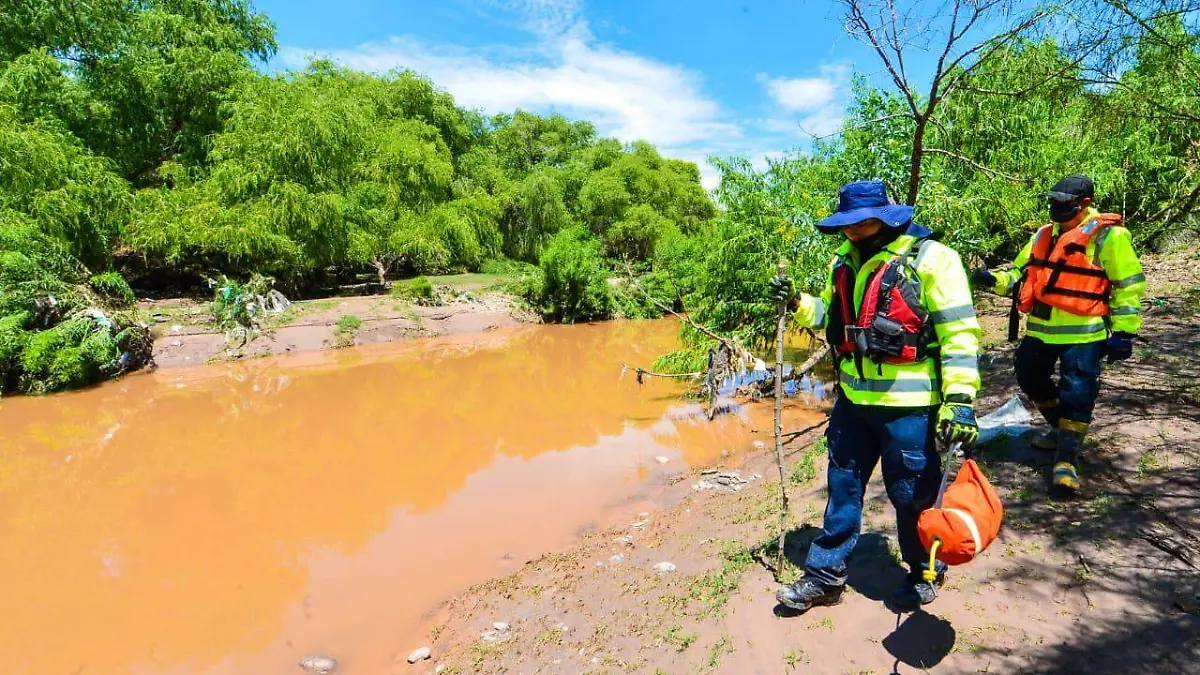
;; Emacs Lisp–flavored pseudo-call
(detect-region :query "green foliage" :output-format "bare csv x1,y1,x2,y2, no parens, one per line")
527,226,613,323
336,314,363,331
2,0,277,183
88,272,136,307
14,313,138,395
790,438,827,486
0,105,129,270
391,276,435,302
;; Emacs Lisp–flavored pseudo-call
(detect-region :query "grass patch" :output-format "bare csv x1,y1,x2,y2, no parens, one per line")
661,624,698,652
534,628,562,647
789,437,826,485
706,636,733,670
1084,491,1118,516
426,272,522,293
684,541,754,616
333,314,362,347
390,276,435,302
661,540,754,617
809,615,835,631
783,647,807,671
468,641,505,669
1137,450,1163,478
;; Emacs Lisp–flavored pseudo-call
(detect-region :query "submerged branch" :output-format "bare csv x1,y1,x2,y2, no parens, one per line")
621,364,703,384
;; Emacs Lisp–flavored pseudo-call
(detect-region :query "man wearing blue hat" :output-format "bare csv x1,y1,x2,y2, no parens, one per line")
771,180,982,612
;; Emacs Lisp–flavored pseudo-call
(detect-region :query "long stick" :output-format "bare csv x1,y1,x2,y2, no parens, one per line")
773,259,791,577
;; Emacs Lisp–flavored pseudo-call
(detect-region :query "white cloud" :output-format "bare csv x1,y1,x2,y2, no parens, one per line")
762,76,838,113
278,6,737,160
757,64,851,140
277,3,853,193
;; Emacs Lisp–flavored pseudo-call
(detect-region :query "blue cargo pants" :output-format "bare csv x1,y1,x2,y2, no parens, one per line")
1014,336,1105,428
804,395,945,586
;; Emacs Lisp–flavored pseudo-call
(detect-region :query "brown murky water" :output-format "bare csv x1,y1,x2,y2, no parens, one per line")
0,320,822,675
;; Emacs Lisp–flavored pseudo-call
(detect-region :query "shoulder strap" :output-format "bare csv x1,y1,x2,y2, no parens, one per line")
1092,225,1114,267
909,238,936,272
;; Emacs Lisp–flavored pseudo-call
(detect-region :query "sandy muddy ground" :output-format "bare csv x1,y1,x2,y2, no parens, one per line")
412,252,1200,675
143,290,536,368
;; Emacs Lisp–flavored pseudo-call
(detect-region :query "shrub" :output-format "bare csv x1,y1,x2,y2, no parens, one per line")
528,226,613,323
87,272,136,306
391,275,435,302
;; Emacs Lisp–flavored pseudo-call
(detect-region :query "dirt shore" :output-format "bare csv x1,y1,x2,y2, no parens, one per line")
143,290,536,368
407,252,1200,675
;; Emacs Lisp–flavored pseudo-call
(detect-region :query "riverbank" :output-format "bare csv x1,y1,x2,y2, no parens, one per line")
143,277,538,368
410,251,1200,675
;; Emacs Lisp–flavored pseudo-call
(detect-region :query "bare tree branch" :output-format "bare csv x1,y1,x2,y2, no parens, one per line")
845,0,921,115
798,113,913,141
924,147,1033,184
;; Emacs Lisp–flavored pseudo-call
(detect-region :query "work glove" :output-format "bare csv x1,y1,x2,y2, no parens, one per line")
1105,331,1134,363
937,394,979,446
769,273,796,306
970,268,997,291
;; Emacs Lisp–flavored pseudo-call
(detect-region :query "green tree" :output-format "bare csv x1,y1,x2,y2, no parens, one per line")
529,226,613,323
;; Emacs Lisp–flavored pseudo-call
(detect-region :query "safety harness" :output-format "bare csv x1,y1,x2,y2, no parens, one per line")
828,239,938,378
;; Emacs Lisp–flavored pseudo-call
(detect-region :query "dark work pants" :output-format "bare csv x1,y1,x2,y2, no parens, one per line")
804,396,944,586
1014,336,1104,428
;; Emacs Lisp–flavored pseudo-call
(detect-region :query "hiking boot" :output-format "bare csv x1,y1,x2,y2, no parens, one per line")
1030,428,1057,451
1052,461,1080,492
892,571,944,611
775,577,843,612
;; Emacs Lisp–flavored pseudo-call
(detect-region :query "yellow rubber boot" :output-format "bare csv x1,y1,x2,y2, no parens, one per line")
1052,462,1080,491
1052,419,1088,493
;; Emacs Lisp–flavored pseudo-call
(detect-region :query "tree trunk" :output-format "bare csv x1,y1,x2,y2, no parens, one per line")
371,259,388,287
906,115,929,206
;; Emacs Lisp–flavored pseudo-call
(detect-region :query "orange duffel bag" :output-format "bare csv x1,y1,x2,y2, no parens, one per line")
918,456,1004,566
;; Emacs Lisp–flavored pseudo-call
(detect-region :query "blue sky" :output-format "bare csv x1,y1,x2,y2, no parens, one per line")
260,0,947,188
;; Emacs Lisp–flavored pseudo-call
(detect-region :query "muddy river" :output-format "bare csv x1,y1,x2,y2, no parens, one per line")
0,320,824,675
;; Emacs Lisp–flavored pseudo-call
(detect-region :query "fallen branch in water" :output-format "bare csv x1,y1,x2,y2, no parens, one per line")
732,341,833,400
620,261,748,360
621,363,703,384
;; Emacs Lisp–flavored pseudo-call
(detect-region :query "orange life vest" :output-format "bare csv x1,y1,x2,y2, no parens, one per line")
1017,214,1122,317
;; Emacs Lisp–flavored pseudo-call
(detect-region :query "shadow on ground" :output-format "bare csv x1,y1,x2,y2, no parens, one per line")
882,610,956,669
967,300,1200,674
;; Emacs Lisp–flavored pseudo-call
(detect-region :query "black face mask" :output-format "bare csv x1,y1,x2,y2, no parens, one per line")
851,225,902,258
1049,201,1081,223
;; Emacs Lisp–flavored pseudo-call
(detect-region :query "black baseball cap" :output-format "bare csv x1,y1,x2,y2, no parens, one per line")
1044,174,1094,202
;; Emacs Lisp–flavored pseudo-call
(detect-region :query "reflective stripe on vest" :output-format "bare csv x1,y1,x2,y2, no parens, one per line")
1026,320,1106,336
929,303,975,324
1113,273,1145,289
941,353,978,370
839,371,936,393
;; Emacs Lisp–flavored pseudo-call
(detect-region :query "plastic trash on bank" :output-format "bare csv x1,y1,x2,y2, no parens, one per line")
977,395,1033,445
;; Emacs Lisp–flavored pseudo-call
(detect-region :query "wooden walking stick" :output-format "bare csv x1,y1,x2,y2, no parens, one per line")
773,259,792,577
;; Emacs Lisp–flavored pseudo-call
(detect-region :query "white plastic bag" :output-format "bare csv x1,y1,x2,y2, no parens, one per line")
977,395,1033,444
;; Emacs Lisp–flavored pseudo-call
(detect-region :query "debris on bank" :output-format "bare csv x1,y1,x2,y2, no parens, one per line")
693,470,761,493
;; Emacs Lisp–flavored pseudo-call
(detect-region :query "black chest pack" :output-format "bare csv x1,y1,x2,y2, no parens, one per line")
826,240,938,375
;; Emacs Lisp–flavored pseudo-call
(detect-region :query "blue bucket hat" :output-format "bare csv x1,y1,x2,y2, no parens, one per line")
816,180,914,234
